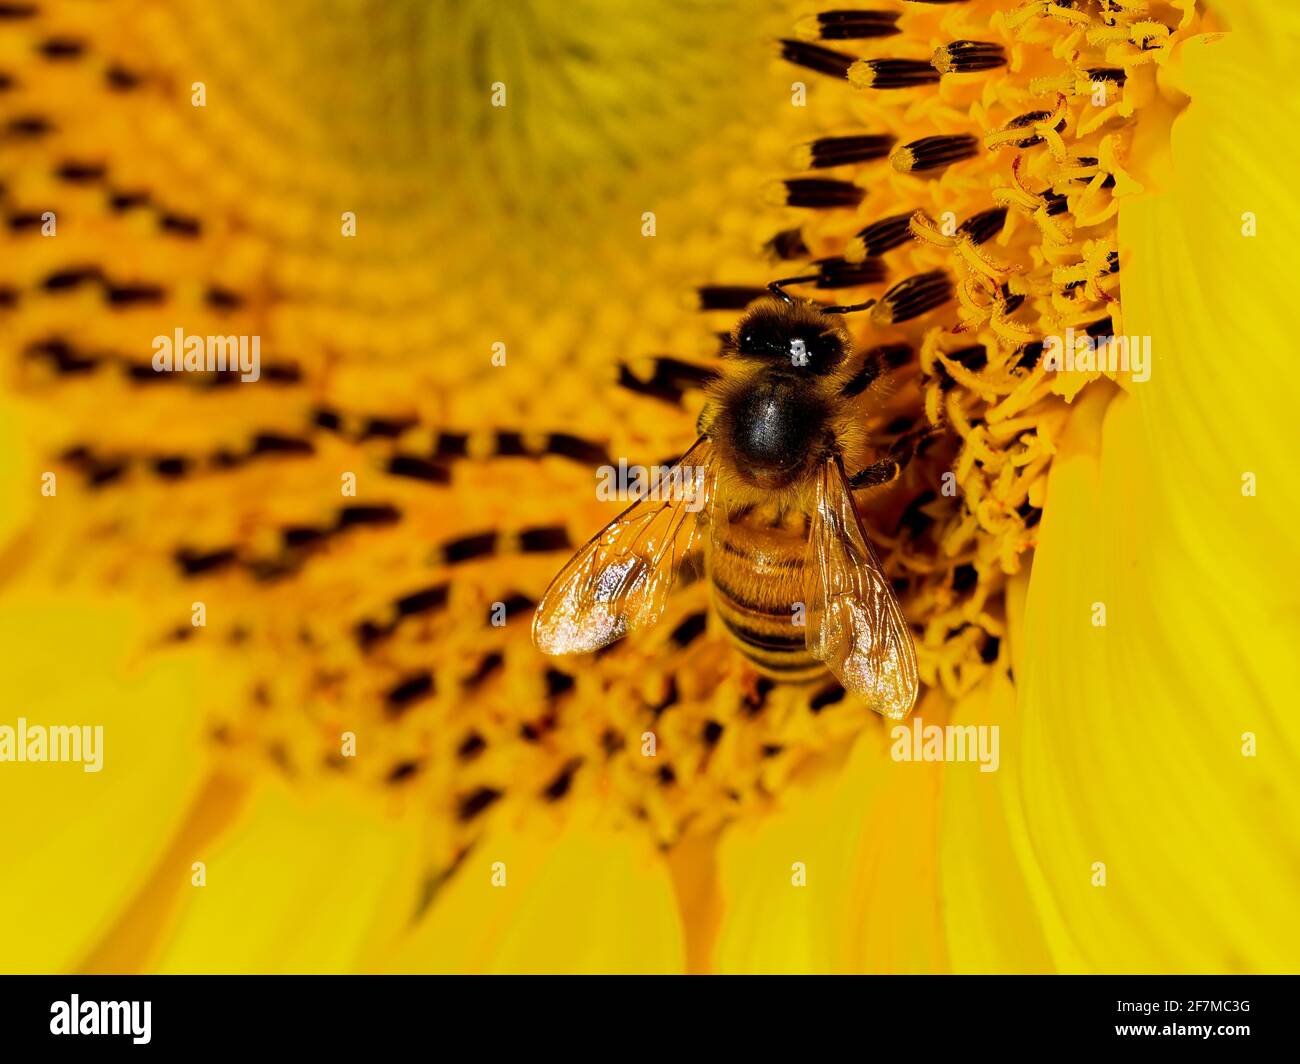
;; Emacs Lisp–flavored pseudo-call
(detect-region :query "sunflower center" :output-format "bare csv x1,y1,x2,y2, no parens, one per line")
561,0,1207,847
2,0,1206,872
747,0,1198,721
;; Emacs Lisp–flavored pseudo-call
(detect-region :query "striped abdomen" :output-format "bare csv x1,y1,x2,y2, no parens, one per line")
708,513,825,681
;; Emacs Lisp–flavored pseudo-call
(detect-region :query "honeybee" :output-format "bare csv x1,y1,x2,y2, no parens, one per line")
532,279,919,719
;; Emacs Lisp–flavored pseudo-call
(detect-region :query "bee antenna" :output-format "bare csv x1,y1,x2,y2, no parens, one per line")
769,275,876,316
767,275,820,304
820,299,876,316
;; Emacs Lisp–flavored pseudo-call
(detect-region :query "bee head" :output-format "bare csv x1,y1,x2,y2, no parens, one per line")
705,294,862,491
730,298,849,375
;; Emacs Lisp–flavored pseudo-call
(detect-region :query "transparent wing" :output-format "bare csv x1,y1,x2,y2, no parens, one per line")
804,455,919,718
533,437,716,656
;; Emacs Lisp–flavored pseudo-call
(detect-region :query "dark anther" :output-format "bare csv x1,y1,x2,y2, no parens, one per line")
779,38,856,79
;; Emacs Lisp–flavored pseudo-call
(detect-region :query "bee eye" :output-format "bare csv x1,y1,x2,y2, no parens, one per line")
790,330,845,373
733,311,845,370
811,332,843,361
736,321,784,356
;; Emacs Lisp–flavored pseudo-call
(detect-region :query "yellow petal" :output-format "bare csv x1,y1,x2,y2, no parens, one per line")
150,782,422,974
1202,0,1300,65
937,667,1055,974
374,809,685,974
1014,382,1300,970
1009,14,1300,974
79,775,249,973
0,591,209,973
713,708,946,974
1014,386,1300,970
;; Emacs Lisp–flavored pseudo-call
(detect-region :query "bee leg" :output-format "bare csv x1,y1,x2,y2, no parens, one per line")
839,344,912,399
849,457,903,490
849,433,921,490
839,349,886,398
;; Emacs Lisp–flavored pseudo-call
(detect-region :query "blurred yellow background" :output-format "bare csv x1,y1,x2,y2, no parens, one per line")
1,0,1298,974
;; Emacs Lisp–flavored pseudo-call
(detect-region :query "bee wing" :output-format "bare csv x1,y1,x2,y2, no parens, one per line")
533,437,716,656
804,455,919,718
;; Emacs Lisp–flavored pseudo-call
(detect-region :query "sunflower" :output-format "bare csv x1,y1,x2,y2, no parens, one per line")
0,0,1296,975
